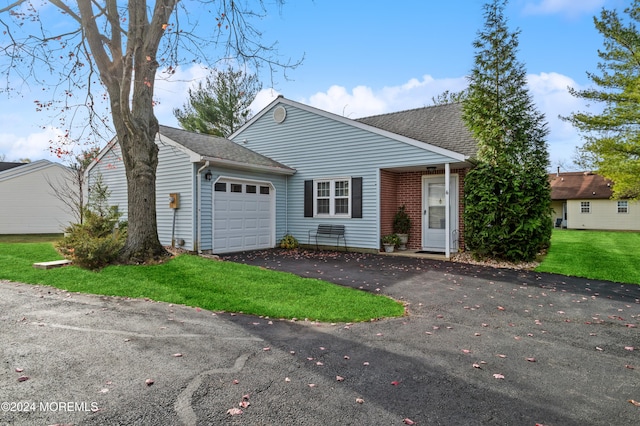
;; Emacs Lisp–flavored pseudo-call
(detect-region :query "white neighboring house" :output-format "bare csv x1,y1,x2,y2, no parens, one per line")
549,171,640,231
0,160,77,234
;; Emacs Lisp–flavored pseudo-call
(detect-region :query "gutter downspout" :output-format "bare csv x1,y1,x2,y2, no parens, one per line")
196,160,210,255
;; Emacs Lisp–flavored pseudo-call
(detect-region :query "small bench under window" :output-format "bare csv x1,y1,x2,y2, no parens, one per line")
308,224,347,251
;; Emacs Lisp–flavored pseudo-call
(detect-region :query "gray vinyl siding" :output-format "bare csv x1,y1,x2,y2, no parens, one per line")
155,142,195,250
87,143,128,215
88,140,196,250
233,103,459,250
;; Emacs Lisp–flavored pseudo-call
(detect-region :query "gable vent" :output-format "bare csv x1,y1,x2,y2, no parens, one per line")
273,106,287,123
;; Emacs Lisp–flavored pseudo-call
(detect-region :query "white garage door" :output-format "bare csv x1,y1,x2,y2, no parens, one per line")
213,180,274,254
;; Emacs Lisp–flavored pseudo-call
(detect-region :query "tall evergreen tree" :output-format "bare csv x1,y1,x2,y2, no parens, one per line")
564,1,640,199
462,0,552,262
174,67,262,137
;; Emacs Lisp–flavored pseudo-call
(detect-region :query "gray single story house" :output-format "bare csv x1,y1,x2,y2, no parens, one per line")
87,97,477,256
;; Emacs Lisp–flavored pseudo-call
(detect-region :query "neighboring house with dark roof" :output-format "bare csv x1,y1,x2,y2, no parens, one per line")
0,160,76,234
87,97,476,255
549,171,639,231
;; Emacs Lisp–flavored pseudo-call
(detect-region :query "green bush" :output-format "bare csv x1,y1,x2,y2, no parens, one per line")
279,234,299,249
56,207,127,270
464,162,552,262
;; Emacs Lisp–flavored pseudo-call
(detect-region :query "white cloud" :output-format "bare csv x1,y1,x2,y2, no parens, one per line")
0,127,64,162
522,0,605,18
300,75,468,119
153,65,211,128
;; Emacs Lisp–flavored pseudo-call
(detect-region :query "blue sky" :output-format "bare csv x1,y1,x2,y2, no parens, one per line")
0,0,629,170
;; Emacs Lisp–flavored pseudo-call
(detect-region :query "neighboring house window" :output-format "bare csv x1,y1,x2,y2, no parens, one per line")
314,178,350,217
617,200,628,213
580,201,590,213
304,177,363,219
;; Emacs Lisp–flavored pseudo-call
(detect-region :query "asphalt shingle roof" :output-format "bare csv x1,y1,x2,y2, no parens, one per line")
549,172,613,200
158,125,294,172
356,103,478,157
0,162,24,172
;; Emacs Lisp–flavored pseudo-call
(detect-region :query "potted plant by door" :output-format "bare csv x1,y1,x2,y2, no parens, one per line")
393,205,411,250
381,234,400,253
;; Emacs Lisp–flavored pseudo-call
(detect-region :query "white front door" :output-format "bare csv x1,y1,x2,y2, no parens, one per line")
422,175,458,252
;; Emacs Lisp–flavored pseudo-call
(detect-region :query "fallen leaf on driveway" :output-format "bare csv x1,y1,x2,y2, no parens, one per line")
173,353,182,357
391,380,401,386
493,373,505,379
17,376,29,382
497,306,506,311
629,399,640,407
239,400,250,408
145,378,154,386
355,398,364,404
336,376,345,382
497,354,507,358
624,346,634,351
227,407,243,416
596,347,604,351
526,357,537,362
625,365,635,370
403,418,416,425
473,363,482,369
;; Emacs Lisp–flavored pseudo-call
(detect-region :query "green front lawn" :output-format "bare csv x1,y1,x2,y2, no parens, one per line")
0,243,405,322
536,229,640,285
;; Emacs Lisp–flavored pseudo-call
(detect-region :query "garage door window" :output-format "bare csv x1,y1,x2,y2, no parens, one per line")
260,186,270,195
215,182,226,192
231,183,242,193
246,185,257,194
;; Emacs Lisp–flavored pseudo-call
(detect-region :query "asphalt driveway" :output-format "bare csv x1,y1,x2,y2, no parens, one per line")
1,249,638,425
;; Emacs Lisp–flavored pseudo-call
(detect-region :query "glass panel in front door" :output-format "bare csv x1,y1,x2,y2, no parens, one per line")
428,183,445,229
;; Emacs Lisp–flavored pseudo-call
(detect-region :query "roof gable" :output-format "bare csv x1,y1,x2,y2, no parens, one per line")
0,159,70,182
234,97,474,162
549,172,614,200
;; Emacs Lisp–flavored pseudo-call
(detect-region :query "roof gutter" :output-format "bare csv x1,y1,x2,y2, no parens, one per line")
201,157,296,176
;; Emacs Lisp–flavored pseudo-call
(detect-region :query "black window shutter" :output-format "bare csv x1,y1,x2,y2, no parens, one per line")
304,180,313,217
352,177,363,218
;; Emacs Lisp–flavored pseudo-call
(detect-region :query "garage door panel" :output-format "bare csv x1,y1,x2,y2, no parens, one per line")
213,180,274,254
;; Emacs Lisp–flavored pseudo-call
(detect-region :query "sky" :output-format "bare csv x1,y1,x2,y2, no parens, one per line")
0,0,630,170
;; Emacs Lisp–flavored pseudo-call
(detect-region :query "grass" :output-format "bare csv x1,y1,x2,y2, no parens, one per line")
0,242,405,322
536,229,640,285
0,234,63,243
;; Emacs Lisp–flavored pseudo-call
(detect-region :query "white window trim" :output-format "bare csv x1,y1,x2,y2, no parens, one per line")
313,177,351,218
617,200,629,214
580,201,591,214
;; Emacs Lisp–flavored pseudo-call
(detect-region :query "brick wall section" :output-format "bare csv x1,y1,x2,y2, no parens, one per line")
380,168,469,251
380,170,398,238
